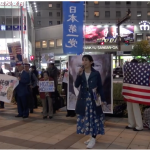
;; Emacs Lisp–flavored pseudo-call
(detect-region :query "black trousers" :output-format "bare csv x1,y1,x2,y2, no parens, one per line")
0,101,4,108
27,87,34,111
32,87,38,108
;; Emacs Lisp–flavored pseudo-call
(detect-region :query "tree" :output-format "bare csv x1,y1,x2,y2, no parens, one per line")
131,40,150,63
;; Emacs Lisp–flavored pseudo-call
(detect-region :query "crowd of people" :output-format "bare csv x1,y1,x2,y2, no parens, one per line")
0,61,76,119
0,55,150,149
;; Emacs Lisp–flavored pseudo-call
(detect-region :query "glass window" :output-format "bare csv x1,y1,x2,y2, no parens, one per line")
137,11,142,17
42,41,47,48
49,4,52,7
94,11,99,17
6,17,12,25
136,34,143,41
57,21,60,24
49,12,52,16
57,12,60,17
35,42,41,48
49,21,52,26
116,11,121,17
0,16,5,25
105,11,110,17
94,1,99,4
57,4,60,8
37,12,41,16
49,40,55,47
147,11,150,16
57,39,62,47
105,2,110,5
137,2,141,6
13,17,19,25
126,2,131,5
116,2,120,5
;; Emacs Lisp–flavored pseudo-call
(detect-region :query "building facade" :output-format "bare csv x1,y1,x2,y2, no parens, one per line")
0,1,35,72
35,2,150,68
34,1,62,29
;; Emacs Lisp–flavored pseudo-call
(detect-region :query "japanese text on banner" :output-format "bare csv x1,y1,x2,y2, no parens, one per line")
63,2,84,54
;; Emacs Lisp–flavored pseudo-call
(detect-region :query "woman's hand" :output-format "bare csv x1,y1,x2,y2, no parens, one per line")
78,67,84,75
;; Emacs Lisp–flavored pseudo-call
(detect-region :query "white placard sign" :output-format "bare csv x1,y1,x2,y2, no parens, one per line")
0,74,19,103
39,81,55,92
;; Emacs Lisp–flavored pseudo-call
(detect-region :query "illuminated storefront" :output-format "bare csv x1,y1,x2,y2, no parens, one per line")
0,1,35,66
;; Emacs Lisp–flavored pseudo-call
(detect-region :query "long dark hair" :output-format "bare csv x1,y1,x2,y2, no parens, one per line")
82,55,94,67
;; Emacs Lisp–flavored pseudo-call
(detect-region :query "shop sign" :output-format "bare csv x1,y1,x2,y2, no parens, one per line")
0,57,10,61
84,46,118,50
139,20,150,31
0,1,24,6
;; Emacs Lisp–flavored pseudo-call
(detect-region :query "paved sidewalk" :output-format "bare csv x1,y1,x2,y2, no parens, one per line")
0,103,150,149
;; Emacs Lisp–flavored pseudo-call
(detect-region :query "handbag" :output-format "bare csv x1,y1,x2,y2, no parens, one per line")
92,88,102,106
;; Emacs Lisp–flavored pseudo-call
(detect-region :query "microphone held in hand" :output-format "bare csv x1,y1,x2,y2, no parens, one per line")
78,65,84,75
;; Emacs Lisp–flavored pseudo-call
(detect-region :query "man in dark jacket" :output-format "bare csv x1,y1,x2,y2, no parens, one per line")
47,63,58,90
15,62,30,118
0,68,4,108
24,63,38,113
31,65,39,108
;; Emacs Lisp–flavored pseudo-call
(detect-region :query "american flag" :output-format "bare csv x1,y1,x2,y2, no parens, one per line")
122,62,150,105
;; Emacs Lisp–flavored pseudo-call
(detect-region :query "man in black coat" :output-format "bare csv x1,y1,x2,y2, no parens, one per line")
0,67,4,108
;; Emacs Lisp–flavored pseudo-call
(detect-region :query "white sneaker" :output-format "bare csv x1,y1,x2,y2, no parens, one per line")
84,138,91,145
86,137,96,149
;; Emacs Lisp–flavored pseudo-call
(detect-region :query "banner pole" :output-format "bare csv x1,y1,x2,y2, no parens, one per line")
84,1,86,55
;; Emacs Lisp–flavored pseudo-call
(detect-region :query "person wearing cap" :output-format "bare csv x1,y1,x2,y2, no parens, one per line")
15,62,30,118
24,63,38,113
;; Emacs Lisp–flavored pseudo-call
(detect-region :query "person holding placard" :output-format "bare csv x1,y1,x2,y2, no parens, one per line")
39,71,54,119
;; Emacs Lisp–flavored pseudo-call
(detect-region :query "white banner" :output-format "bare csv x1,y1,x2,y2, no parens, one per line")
39,81,55,92
0,74,19,103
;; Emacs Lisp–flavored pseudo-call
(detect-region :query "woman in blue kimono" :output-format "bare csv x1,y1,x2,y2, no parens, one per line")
75,55,105,149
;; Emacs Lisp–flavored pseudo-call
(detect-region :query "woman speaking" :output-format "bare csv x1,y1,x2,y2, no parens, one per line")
75,55,105,149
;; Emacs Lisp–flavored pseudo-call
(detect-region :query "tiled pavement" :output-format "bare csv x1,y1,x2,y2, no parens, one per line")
0,104,150,149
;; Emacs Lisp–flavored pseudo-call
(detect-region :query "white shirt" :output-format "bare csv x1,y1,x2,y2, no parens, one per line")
85,72,91,87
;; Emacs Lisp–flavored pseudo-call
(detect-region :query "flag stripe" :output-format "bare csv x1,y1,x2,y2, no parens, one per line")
123,92,150,100
123,83,150,90
123,86,150,93
124,98,150,105
122,89,150,96
124,95,150,103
